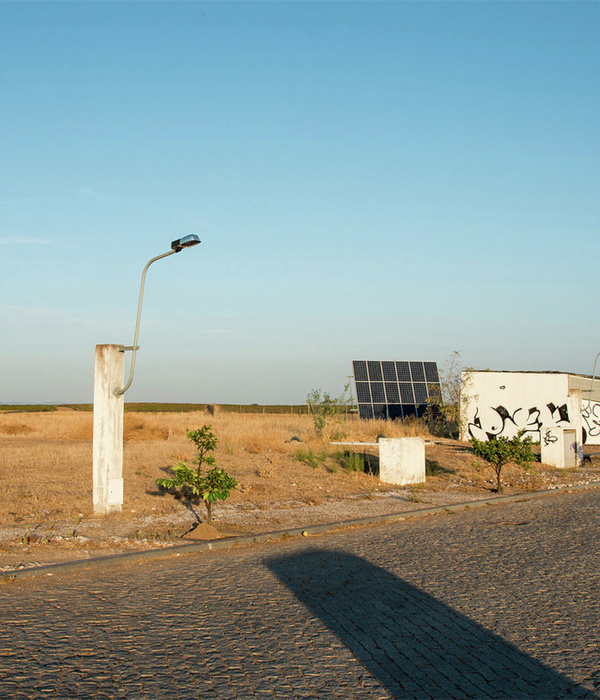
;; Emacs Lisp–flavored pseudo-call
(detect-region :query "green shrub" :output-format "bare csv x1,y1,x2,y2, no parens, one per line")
471,430,535,493
334,450,367,473
156,425,237,525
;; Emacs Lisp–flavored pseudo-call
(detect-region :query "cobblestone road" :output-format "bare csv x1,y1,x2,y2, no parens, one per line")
1,489,599,699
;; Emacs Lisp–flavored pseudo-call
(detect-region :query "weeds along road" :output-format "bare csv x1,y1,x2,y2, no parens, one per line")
1,488,599,699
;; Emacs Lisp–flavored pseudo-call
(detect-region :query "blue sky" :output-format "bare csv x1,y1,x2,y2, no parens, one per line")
1,1,599,404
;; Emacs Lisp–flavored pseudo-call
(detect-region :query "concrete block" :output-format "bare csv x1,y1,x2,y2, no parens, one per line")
379,437,426,486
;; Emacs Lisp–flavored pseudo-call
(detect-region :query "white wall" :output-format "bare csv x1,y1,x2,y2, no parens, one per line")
460,371,595,445
582,399,600,444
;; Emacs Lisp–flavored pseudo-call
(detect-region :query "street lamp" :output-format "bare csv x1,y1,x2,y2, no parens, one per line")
588,351,600,402
114,235,201,396
92,235,200,515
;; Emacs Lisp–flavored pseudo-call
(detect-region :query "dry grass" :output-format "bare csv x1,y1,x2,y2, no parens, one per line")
1,410,597,534
0,410,432,527
0,411,92,440
0,408,429,444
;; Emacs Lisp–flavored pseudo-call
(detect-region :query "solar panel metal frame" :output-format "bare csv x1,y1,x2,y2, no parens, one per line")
352,360,442,420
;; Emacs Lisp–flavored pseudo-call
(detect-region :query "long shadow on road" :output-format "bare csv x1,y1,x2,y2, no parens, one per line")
267,549,595,699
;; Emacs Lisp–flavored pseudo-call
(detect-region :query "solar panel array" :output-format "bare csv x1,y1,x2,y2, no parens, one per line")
352,360,441,420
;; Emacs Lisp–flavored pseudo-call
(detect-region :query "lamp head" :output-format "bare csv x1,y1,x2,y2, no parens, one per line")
171,234,201,253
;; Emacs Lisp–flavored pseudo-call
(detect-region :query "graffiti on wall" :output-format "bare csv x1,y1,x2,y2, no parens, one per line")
467,402,571,442
542,428,558,447
582,400,600,444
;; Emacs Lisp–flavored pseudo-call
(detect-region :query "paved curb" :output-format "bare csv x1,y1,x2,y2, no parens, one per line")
4,481,600,581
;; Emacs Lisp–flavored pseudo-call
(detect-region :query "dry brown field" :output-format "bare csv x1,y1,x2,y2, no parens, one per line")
1,408,599,567
0,409,429,525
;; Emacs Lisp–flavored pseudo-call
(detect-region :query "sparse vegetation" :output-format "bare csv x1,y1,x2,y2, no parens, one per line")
295,447,327,469
424,350,465,439
307,385,353,438
406,483,427,503
426,459,448,477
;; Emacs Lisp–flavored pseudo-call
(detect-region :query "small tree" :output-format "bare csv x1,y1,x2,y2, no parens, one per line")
425,350,468,439
470,430,536,493
156,425,237,525
307,384,352,438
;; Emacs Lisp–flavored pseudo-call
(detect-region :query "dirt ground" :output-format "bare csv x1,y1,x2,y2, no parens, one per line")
1,410,599,572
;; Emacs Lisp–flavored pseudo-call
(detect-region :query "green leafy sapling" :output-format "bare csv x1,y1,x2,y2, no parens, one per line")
470,430,536,494
156,425,237,525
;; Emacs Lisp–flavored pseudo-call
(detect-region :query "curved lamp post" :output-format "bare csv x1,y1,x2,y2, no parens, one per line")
93,235,200,515
587,351,600,402
115,235,200,396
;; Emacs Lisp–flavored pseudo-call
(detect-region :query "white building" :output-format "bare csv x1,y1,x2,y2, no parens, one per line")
460,370,600,447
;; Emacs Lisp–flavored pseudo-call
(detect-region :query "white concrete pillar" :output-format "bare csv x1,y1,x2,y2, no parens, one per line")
93,344,124,514
379,437,426,486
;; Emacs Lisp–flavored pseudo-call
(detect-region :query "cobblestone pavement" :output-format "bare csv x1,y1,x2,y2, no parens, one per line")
1,489,599,699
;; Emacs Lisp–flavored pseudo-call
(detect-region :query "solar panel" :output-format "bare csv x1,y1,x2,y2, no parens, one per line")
410,362,426,383
424,362,439,383
359,404,374,420
353,360,369,382
396,361,411,382
367,361,383,382
385,382,400,403
352,360,441,420
399,382,415,403
372,404,387,420
355,382,372,403
388,404,403,420
382,361,397,382
371,382,386,403
413,383,428,404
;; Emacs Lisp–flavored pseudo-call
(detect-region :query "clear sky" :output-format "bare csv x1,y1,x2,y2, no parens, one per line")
1,1,599,405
